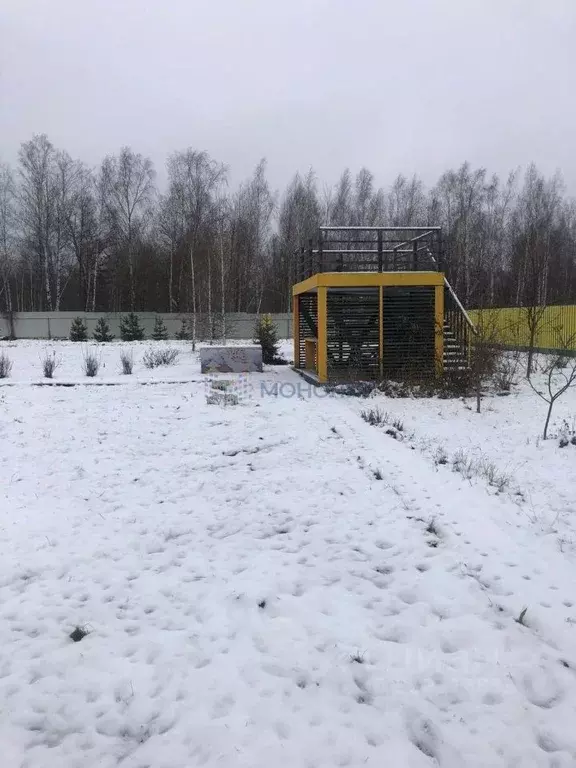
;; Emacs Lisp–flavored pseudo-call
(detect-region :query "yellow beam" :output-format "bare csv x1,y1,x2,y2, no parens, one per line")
315,272,443,288
293,294,300,368
292,275,319,295
435,284,444,377
293,271,444,295
379,285,384,380
317,286,328,383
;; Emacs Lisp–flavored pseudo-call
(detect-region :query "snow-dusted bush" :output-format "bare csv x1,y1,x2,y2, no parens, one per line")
556,418,576,448
361,406,388,426
120,349,134,375
0,351,13,378
491,351,522,392
377,380,414,398
82,349,101,377
41,349,61,379
142,347,180,369
327,381,375,397
451,448,478,481
156,348,179,366
433,446,449,466
376,376,471,400
479,458,511,493
451,448,510,492
142,348,158,369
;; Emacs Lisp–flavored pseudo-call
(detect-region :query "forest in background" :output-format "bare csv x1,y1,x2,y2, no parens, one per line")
1,134,575,315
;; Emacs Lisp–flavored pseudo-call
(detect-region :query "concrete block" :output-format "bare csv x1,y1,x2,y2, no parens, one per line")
200,346,263,373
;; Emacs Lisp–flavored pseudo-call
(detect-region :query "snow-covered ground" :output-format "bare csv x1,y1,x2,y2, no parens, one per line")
1,341,576,767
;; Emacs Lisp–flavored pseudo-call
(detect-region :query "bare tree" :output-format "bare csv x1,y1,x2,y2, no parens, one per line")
352,168,384,226
528,340,576,439
431,163,489,305
327,169,353,226
469,311,502,413
386,174,426,226
166,149,226,347
229,159,274,313
0,163,16,327
213,190,231,342
101,147,155,310
65,161,103,310
276,170,321,306
17,135,57,309
511,165,563,376
157,191,184,312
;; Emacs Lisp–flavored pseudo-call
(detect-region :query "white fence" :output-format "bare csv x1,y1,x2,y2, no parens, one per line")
0,312,293,341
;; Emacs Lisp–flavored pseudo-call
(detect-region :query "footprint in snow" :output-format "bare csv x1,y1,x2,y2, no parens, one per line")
405,708,463,765
519,666,565,709
211,695,235,719
374,540,394,551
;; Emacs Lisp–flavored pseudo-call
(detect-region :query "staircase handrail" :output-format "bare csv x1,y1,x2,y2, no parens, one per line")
444,278,477,335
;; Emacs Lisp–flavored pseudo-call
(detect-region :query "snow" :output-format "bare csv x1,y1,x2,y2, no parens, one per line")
1,341,576,767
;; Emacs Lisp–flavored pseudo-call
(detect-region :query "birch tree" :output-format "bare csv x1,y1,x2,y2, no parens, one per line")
18,135,57,309
101,147,155,311
0,163,16,323
166,149,226,346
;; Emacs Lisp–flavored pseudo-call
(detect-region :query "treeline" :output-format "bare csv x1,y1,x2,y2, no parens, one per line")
1,134,575,314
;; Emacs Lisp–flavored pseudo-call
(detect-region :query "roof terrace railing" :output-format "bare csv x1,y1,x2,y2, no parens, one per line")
298,226,443,281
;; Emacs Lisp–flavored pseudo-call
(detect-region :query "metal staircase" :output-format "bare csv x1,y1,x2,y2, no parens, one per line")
443,320,470,373
443,279,475,373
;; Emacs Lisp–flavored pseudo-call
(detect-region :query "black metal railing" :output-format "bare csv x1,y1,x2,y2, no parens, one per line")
444,278,476,370
298,226,443,280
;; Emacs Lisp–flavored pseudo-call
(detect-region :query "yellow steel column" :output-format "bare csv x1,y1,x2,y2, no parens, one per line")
293,294,300,368
379,285,384,380
435,284,444,377
317,286,328,382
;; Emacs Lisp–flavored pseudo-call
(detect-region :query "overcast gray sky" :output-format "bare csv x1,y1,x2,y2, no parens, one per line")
2,0,576,193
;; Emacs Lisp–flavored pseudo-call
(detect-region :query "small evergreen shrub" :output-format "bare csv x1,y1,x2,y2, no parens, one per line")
120,312,145,341
93,317,114,342
176,319,190,340
70,317,88,342
254,314,284,364
151,316,168,340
